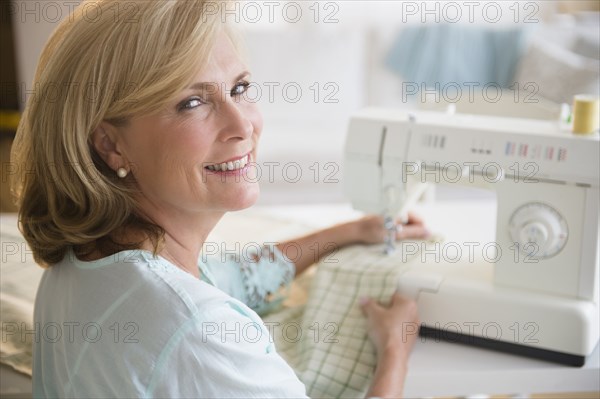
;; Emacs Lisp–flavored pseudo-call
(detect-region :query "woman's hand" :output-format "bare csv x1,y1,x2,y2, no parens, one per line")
279,213,429,276
353,212,430,245
360,293,419,360
361,293,420,397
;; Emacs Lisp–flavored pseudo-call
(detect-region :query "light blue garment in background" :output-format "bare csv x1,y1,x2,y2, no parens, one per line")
32,246,307,398
386,24,529,88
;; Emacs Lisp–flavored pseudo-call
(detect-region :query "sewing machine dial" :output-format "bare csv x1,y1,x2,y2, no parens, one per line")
509,202,568,259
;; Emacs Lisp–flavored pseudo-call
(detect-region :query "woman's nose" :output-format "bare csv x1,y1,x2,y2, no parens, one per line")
216,100,254,142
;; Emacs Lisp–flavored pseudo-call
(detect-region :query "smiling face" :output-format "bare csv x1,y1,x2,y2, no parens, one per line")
115,33,262,216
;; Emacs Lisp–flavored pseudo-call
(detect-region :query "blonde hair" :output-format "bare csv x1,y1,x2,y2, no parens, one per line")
11,0,231,267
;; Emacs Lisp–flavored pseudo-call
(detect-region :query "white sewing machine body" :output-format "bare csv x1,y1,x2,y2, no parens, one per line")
344,108,600,366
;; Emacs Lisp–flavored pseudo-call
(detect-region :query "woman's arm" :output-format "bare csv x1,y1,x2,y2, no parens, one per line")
276,213,429,276
361,293,420,398
276,220,361,276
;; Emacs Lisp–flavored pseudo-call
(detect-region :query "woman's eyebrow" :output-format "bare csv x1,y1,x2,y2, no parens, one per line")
187,71,250,90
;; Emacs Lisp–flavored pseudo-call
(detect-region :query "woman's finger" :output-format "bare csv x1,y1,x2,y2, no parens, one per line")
396,224,430,240
395,212,425,227
406,212,425,226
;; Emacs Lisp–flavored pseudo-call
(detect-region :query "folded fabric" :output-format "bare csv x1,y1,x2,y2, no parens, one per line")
515,37,600,104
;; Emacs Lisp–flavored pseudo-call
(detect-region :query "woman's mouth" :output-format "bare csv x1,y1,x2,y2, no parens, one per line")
204,154,251,172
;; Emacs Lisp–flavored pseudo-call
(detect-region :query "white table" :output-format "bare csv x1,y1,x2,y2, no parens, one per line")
406,336,599,397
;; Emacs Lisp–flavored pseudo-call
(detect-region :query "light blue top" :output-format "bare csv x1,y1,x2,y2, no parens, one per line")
32,245,308,398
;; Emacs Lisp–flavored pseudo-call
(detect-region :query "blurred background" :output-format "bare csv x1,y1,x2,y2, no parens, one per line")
1,0,599,209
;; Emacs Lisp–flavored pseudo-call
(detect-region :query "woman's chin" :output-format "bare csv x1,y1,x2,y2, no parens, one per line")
222,184,260,211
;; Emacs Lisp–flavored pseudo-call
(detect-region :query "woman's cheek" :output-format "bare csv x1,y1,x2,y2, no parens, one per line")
245,104,263,138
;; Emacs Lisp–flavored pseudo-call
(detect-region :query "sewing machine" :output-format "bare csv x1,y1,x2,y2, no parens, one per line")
344,108,600,366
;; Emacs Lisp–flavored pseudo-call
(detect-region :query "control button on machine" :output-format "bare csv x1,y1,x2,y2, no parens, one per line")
509,202,568,259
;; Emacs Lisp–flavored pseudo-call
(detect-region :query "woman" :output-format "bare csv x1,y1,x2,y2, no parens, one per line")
11,1,428,397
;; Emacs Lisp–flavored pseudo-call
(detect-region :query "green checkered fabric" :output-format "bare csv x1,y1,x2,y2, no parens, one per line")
264,240,436,398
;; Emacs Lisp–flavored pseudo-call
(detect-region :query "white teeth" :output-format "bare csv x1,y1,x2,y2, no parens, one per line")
207,155,250,172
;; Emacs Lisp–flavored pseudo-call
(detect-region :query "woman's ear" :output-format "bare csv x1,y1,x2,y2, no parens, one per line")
90,121,127,172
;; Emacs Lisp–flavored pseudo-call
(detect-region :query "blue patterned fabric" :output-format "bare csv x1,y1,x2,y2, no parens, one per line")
200,245,295,315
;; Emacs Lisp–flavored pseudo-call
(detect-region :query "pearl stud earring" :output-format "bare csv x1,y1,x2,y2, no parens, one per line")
117,168,128,178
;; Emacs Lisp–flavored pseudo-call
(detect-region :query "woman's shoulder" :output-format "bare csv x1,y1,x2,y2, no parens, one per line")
39,248,238,324
36,246,264,354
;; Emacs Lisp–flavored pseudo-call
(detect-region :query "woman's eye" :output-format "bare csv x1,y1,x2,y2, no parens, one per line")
178,97,205,111
231,81,250,97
